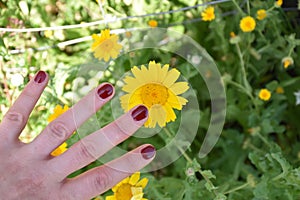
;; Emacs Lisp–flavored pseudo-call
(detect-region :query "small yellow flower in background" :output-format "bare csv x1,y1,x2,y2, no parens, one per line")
259,89,271,101
106,172,148,200
120,61,189,128
125,31,132,38
91,29,122,62
229,31,241,44
275,0,283,7
148,19,158,28
96,0,105,3
44,30,53,38
230,32,236,38
51,142,68,156
240,16,256,32
201,7,215,21
276,86,284,94
282,56,294,69
48,104,69,122
256,9,267,20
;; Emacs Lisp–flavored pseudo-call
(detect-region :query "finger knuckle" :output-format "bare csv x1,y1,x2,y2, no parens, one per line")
77,140,98,161
5,111,26,127
48,122,68,141
92,168,113,191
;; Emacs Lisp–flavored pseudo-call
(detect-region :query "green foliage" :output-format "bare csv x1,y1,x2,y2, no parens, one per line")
1,0,300,200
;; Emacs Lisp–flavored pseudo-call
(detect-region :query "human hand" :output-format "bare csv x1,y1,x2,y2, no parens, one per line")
0,71,155,200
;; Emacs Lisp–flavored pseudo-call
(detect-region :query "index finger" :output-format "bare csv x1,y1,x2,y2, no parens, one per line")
0,71,48,144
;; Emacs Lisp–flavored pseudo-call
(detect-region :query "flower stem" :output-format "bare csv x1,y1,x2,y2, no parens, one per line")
246,0,250,15
255,132,272,148
231,0,245,15
235,43,251,94
163,127,219,196
224,182,249,194
163,127,193,163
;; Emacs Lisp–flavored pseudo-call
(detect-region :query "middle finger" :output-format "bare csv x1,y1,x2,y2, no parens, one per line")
30,83,114,157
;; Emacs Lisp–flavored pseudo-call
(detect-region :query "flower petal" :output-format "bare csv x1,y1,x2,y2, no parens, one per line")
164,103,177,122
169,82,189,95
131,186,143,196
105,195,116,200
129,172,140,185
131,66,148,85
162,68,180,88
167,90,182,110
149,105,166,127
157,64,169,83
148,61,159,82
136,178,149,188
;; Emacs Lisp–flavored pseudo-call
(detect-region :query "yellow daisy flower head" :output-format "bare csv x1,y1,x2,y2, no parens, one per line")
44,30,53,38
148,19,158,28
240,16,256,32
120,61,189,128
275,0,283,7
229,31,241,44
230,32,236,38
282,56,294,69
258,89,271,101
51,142,68,156
256,9,267,20
48,104,69,122
201,7,215,21
276,86,284,94
106,172,148,200
91,29,123,62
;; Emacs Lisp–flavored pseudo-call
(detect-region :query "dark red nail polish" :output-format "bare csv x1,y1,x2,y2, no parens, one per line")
34,71,46,83
131,105,148,121
97,84,114,99
141,145,155,159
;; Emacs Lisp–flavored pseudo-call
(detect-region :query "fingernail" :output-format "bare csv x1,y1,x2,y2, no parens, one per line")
97,84,114,99
34,71,47,83
131,105,148,121
141,145,156,159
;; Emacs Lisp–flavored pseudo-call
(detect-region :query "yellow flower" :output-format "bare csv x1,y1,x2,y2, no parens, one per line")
259,89,271,101
201,7,215,21
91,29,122,62
148,20,158,28
120,61,189,128
96,0,105,3
106,172,148,200
51,142,68,156
48,105,69,122
44,30,53,38
240,16,256,32
282,56,294,69
276,86,284,94
275,0,283,7
230,32,236,38
256,9,267,20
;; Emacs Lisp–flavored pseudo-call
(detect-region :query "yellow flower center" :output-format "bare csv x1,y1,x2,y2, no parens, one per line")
140,83,168,107
261,92,268,98
115,183,132,200
245,21,252,29
102,39,113,50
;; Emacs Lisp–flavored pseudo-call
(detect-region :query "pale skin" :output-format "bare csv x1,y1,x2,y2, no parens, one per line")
0,71,155,200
